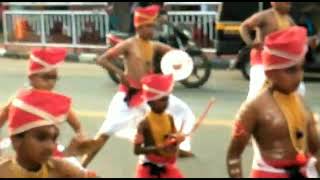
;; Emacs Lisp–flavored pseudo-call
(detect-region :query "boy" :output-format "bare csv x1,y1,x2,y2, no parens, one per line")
82,4,195,167
226,26,320,178
0,48,94,159
0,88,96,177
134,73,185,178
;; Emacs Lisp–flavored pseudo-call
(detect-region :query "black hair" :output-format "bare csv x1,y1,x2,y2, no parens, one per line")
159,9,168,16
12,132,26,139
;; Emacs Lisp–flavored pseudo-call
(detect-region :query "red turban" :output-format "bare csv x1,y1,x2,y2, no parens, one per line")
134,5,160,28
262,26,308,71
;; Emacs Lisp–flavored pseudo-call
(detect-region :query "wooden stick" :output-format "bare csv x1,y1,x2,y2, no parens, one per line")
185,97,216,137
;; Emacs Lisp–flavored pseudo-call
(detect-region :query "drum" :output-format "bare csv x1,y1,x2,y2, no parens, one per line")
161,50,193,81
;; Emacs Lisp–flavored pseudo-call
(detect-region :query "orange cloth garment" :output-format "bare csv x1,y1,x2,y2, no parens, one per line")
273,10,291,30
147,111,175,157
272,91,307,154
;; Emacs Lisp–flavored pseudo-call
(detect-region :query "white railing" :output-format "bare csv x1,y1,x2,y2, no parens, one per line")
168,11,217,42
164,2,221,48
2,10,109,49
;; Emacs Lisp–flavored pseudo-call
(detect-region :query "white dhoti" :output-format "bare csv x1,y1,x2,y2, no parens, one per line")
247,64,306,101
97,92,195,152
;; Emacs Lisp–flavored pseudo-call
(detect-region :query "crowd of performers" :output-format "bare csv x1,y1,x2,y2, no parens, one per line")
0,2,320,178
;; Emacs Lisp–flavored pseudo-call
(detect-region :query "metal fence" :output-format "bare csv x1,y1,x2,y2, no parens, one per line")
2,10,109,49
165,2,221,48
167,11,217,46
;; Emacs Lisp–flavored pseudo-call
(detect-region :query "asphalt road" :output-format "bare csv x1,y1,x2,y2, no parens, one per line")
0,58,319,177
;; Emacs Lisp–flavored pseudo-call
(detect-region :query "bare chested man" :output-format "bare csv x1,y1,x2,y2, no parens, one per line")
240,2,306,100
227,26,320,178
81,5,196,168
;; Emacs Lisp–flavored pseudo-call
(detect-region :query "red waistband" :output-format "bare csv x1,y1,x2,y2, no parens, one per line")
250,48,263,65
146,154,176,165
118,84,145,107
250,169,307,178
264,154,310,169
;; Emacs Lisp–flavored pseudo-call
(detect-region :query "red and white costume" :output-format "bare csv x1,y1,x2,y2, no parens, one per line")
8,89,71,136
3,48,83,168
135,74,184,178
133,5,160,29
28,48,67,76
97,5,195,152
250,26,318,178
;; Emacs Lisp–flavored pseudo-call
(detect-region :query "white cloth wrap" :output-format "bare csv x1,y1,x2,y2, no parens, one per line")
97,92,195,151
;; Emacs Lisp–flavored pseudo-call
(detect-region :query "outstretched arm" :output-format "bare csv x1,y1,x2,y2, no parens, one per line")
80,133,109,168
226,101,257,178
66,109,83,135
51,158,97,178
154,41,174,57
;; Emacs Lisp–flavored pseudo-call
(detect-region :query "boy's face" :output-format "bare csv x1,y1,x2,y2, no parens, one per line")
12,125,59,165
266,61,304,94
271,2,291,14
136,23,156,40
148,96,169,114
29,69,58,91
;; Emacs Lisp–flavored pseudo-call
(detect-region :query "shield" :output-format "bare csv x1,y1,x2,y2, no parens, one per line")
161,50,193,81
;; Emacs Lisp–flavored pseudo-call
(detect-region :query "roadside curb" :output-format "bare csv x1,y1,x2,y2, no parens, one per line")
0,47,233,69
0,48,98,64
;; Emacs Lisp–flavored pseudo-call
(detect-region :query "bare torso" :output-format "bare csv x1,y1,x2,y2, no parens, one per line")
123,37,155,85
251,88,312,161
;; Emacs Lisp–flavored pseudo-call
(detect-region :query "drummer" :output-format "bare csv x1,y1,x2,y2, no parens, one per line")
81,4,196,167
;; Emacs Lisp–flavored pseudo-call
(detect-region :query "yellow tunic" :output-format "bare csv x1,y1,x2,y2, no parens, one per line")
8,158,49,178
147,111,175,157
